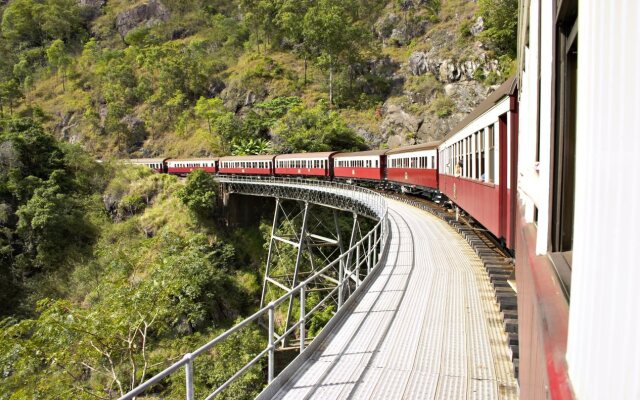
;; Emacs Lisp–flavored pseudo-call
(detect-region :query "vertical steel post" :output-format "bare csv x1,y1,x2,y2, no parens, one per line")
355,243,361,288
367,234,372,274
373,224,378,267
283,202,309,346
299,285,306,353
340,213,359,309
268,304,275,383
260,198,281,308
184,354,194,400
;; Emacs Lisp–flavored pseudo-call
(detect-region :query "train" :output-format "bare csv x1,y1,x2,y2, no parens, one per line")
125,1,638,398
127,78,517,251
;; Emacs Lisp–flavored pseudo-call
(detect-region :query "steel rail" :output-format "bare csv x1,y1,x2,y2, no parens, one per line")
118,177,389,400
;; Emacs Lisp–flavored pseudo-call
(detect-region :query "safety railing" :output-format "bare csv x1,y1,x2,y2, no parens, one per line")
217,175,388,220
119,178,389,400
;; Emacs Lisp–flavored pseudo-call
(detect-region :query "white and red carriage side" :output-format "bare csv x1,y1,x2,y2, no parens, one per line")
127,158,169,173
386,142,439,192
218,155,275,175
333,150,386,182
274,152,336,178
166,158,218,175
438,77,518,249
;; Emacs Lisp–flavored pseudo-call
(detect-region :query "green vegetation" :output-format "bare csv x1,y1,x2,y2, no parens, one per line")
430,94,457,118
478,0,518,58
0,118,268,398
0,0,520,396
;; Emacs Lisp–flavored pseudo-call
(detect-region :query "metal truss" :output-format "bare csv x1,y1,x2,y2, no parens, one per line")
119,177,390,400
217,176,387,220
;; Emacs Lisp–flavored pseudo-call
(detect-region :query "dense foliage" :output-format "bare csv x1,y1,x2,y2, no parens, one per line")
0,118,267,399
0,0,519,397
478,0,519,58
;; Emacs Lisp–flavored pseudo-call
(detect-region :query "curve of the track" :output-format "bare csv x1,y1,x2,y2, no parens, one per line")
269,199,518,400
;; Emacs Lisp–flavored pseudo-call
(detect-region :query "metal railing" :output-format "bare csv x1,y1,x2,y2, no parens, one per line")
217,176,388,220
119,178,389,400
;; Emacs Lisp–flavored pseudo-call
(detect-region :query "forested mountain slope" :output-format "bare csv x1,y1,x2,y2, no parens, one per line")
0,0,516,157
0,1,516,398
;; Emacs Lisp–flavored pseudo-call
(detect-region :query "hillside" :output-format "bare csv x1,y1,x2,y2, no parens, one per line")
0,0,516,158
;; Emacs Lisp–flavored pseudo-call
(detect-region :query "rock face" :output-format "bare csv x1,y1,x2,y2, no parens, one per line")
77,0,105,19
55,111,81,144
380,104,424,148
374,10,429,46
470,17,485,36
408,50,499,83
115,0,170,37
120,115,147,150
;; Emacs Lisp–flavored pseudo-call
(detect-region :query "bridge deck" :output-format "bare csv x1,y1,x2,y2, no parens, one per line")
271,199,518,399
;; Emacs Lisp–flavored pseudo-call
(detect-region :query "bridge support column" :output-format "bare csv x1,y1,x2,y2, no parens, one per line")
261,200,347,349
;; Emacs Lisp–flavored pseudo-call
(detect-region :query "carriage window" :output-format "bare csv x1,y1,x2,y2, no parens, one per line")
488,124,495,183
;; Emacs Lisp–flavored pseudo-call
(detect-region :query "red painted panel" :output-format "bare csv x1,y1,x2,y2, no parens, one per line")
386,168,438,189
334,167,383,180
515,203,574,400
439,174,501,237
275,167,328,177
167,166,216,175
499,114,508,244
218,167,272,175
506,99,519,249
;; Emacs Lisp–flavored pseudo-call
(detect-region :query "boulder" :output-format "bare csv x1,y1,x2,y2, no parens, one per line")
374,12,400,40
115,0,170,37
439,60,462,82
380,103,424,147
77,0,105,19
470,17,485,36
408,51,429,76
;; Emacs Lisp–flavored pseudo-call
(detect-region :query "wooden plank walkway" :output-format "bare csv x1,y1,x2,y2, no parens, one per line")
268,199,518,399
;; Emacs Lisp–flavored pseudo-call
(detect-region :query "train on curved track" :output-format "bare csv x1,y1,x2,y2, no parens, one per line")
123,1,638,398
129,77,519,250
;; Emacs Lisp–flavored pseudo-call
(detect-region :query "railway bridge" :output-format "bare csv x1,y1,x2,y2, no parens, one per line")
120,178,518,400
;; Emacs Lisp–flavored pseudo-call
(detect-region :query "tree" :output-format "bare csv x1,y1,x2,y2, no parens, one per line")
194,97,241,152
478,0,518,57
177,170,218,219
271,101,366,153
46,39,71,91
275,0,313,83
231,137,272,155
302,0,371,105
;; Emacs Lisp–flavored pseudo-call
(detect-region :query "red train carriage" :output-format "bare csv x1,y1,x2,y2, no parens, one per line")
274,152,336,178
438,76,518,249
386,142,439,191
127,158,169,173
333,150,387,182
218,155,275,175
166,158,218,175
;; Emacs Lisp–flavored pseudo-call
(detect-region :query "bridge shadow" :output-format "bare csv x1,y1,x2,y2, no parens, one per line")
284,209,416,399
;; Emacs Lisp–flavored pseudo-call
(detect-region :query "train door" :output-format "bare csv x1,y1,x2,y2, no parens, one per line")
499,114,508,244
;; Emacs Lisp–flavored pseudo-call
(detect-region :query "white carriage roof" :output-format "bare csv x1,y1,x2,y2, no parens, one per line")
219,155,276,161
168,158,219,162
386,142,441,155
127,158,168,163
333,149,388,158
275,151,338,160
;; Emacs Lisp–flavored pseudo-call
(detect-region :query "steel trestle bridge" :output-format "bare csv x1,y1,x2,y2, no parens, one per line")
119,177,517,399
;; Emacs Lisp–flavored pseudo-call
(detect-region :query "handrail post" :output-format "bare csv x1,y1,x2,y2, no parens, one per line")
373,225,378,266
338,255,344,309
184,353,195,400
355,243,361,288
367,234,372,274
299,285,306,353
268,304,275,383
